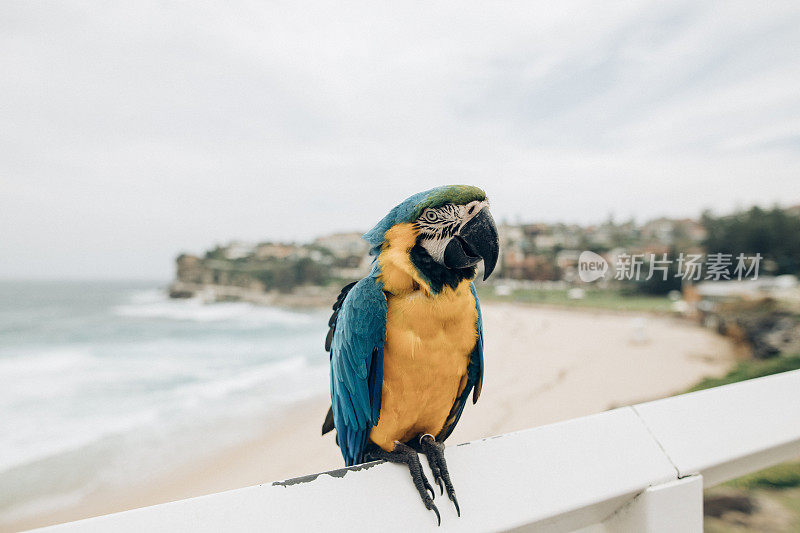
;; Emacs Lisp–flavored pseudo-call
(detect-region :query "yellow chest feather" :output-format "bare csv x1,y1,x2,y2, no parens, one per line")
369,282,478,450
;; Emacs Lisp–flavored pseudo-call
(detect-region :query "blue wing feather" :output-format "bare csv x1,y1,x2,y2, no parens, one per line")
329,272,387,466
437,282,484,441
471,282,484,403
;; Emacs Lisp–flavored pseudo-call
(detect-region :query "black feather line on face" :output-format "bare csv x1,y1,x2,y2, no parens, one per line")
410,238,476,293
416,205,463,239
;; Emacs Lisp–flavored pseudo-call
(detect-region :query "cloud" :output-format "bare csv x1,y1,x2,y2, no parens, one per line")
1,1,799,279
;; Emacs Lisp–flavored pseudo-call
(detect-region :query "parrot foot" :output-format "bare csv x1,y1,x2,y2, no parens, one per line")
369,442,440,526
420,434,460,517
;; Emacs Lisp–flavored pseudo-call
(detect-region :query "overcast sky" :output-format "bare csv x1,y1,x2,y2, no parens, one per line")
2,1,799,280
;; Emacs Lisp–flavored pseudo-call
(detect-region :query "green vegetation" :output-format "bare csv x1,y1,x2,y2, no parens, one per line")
476,286,673,312
204,247,228,260
727,462,800,490
253,257,331,293
702,206,800,275
685,355,800,393
623,247,683,296
775,488,800,525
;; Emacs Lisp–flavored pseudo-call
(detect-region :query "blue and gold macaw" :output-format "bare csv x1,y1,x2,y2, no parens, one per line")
321,185,499,524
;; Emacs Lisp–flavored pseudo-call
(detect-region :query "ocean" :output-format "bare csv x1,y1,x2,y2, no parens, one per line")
0,280,330,525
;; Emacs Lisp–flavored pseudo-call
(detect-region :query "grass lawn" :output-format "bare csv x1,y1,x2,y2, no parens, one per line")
475,286,673,313
686,355,800,393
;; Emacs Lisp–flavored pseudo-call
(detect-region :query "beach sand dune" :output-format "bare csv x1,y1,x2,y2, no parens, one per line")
11,304,736,531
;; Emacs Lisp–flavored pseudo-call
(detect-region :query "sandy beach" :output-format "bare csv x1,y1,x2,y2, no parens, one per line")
10,303,737,531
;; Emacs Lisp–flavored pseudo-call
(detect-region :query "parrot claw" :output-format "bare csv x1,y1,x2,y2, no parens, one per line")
420,434,461,517
369,442,442,525
450,493,461,517
429,501,441,526
436,476,444,495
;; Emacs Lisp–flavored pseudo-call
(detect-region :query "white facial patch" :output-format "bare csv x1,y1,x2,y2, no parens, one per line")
420,236,450,263
416,200,489,264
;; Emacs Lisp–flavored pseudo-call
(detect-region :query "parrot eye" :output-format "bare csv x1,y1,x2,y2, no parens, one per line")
423,210,440,223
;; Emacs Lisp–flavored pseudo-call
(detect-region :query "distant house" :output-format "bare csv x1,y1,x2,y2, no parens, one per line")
520,223,580,250
584,224,613,248
255,243,309,260
175,254,205,284
534,233,557,250
640,218,706,248
785,204,800,218
555,249,582,281
222,241,256,260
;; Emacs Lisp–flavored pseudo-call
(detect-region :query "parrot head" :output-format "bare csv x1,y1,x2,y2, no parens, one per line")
364,185,499,292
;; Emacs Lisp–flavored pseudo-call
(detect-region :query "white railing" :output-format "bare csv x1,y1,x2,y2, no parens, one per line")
37,370,800,532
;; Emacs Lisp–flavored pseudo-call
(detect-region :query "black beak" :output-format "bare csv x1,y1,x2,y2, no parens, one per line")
443,207,500,280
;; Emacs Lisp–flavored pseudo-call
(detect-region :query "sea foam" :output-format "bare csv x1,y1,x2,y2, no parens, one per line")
0,282,329,526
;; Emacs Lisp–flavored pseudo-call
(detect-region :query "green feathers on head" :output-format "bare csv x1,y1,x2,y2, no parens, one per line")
408,185,487,220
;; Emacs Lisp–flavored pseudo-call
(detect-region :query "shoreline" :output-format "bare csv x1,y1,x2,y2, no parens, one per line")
6,303,739,531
